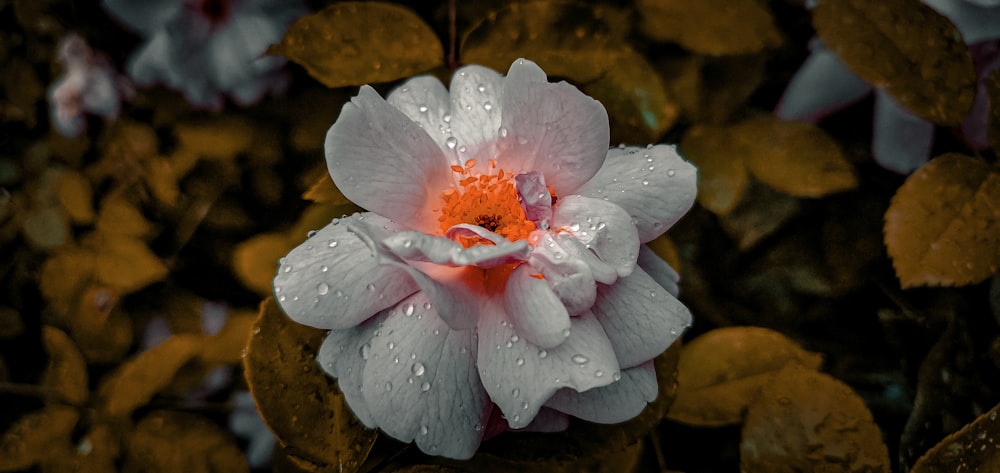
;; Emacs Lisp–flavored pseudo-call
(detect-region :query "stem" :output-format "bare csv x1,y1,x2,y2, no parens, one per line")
448,0,457,70
649,429,669,473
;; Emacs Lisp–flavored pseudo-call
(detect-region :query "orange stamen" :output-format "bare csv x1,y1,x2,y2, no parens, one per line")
529,273,545,280
437,159,535,248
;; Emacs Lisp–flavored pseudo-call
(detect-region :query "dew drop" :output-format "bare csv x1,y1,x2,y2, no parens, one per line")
317,283,329,295
278,295,286,302
420,425,429,435
613,371,622,381
483,101,493,111
499,127,508,137
384,382,392,391
387,341,395,350
516,357,524,366
327,240,338,248
283,265,292,273
571,354,589,365
403,303,415,316
510,334,519,343
521,401,528,410
307,230,317,238
477,84,486,92
641,179,649,186
446,136,458,149
360,343,371,359
516,136,528,145
512,388,520,398
421,381,431,391
538,349,548,359
562,328,571,338
513,415,520,423
412,362,425,376
423,301,432,310
458,145,467,153
418,105,428,113
366,283,375,292
594,370,604,377
667,169,676,177
320,265,328,272
443,113,452,123
402,239,413,248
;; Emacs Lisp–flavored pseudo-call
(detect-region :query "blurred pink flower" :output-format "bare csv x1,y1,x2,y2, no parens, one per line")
272,59,696,459
777,0,1000,173
48,34,133,137
103,0,306,109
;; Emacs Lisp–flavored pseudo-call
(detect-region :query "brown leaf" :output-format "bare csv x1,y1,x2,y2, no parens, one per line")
199,310,256,365
271,2,443,88
616,342,682,443
740,364,890,473
718,182,802,252
0,406,79,472
461,1,629,84
173,116,254,162
94,194,153,239
21,204,70,250
87,233,168,295
302,172,352,205
232,233,293,296
143,156,180,206
98,334,205,418
813,0,975,125
884,154,1000,288
636,0,782,55
40,246,96,319
667,326,823,426
680,124,751,216
911,401,1000,473
39,423,120,473
41,326,89,406
55,170,95,224
244,298,377,471
124,411,248,473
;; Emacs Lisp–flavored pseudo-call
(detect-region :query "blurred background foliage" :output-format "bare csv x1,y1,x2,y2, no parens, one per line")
0,0,999,472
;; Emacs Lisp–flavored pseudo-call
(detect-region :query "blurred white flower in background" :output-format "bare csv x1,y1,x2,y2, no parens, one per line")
48,33,134,137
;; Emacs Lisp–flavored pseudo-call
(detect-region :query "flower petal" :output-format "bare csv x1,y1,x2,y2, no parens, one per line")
552,195,639,277
477,305,619,429
527,231,598,315
636,244,680,298
348,222,484,330
573,145,697,243
103,0,180,35
496,59,610,196
449,65,504,163
544,361,656,424
384,230,529,268
514,407,569,432
273,213,418,330
387,75,457,161
317,311,389,427
924,0,1000,44
326,86,454,232
775,40,872,122
505,264,571,349
591,266,691,368
872,91,934,174
362,292,490,460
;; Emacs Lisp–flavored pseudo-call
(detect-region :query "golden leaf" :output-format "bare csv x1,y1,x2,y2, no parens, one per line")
86,233,168,295
41,326,89,406
302,172,352,205
199,310,256,365
54,170,95,224
270,2,443,88
232,232,293,296
911,401,1000,473
680,124,751,216
0,406,78,472
636,0,781,55
123,411,248,473
95,194,153,239
21,205,70,250
884,154,1000,287
98,334,205,418
173,116,254,162
143,156,180,206
667,326,823,426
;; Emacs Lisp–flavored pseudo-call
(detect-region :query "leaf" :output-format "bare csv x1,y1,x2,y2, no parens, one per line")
88,233,168,295
667,326,823,427
98,334,205,418
718,182,802,251
67,285,134,364
911,401,1000,473
740,364,890,473
680,124,751,216
636,0,781,55
39,246,97,320
813,0,975,125
41,326,89,406
173,116,254,162
461,1,629,83
232,233,293,296
39,423,120,473
989,69,1000,153
737,117,857,198
95,194,153,239
124,411,248,473
143,157,180,206
647,233,682,275
21,205,69,250
582,47,679,143
244,298,377,471
271,2,443,88
302,172,352,205
199,310,256,365
616,342,682,443
55,170,95,224
0,406,79,472
884,153,1000,287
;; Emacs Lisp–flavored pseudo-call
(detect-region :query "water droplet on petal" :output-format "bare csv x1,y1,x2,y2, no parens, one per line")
510,334,519,343
594,370,604,377
445,136,458,149
366,283,375,291
320,265,328,272
516,357,524,366
538,349,548,358
641,179,649,186
317,283,329,295
571,354,589,365
667,169,676,177
420,425,429,435
562,329,571,338
384,382,392,391
403,303,415,316
412,362,425,376
418,105,428,113
423,301,432,310
477,84,486,92
443,113,452,123
483,102,492,111
328,240,338,248
360,343,371,359
521,401,528,410
512,388,520,398
499,127,508,137
387,341,395,350
517,136,528,145
421,381,431,391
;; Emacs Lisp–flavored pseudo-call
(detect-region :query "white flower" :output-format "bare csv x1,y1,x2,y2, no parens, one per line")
48,34,133,137
103,0,307,109
273,59,696,459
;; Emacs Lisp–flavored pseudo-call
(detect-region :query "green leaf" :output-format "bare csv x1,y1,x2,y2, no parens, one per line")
813,0,976,125
911,401,1000,473
461,1,629,84
0,406,79,472
740,364,890,473
667,327,823,427
636,0,781,55
98,334,205,418
244,298,377,472
124,411,248,473
270,2,443,88
582,47,679,143
884,154,1000,288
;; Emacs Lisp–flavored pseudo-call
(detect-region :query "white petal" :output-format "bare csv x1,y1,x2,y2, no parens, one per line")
103,0,180,35
552,195,639,277
318,310,391,427
326,86,454,232
477,305,619,429
545,361,657,423
513,407,569,432
636,244,680,298
591,266,691,368
273,213,418,330
362,292,489,460
505,264,571,349
387,75,457,161
775,41,872,122
495,59,610,196
448,65,504,163
383,230,529,268
573,145,697,243
924,0,1000,44
527,231,598,315
872,91,934,174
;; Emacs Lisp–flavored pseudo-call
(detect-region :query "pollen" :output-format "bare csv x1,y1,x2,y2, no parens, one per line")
438,160,535,247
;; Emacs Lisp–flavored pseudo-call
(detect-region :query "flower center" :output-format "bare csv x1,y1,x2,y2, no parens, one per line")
438,159,536,247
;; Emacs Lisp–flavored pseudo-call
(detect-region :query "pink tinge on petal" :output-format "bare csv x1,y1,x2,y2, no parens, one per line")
775,41,872,123
573,145,697,243
504,264,572,349
448,65,505,163
544,361,657,424
326,86,454,233
361,292,490,460
591,266,691,368
273,213,418,330
923,0,1000,44
872,91,935,174
515,171,553,228
527,231,598,316
495,58,611,196
477,303,620,429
